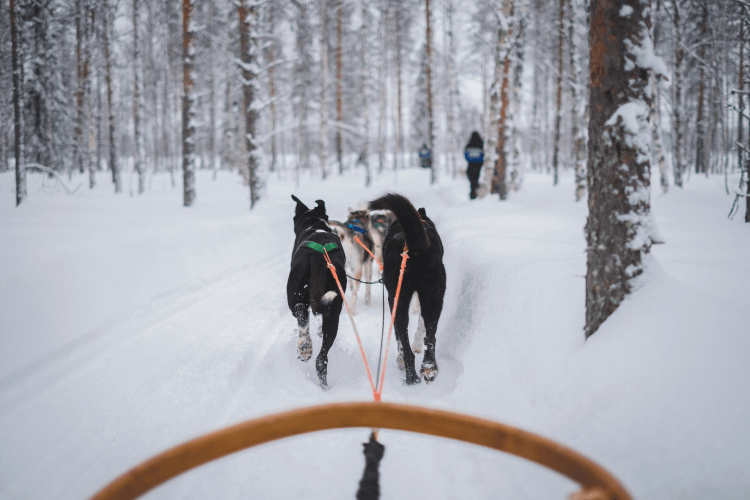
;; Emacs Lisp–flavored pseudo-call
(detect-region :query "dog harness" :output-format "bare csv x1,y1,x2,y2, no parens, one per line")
305,241,340,254
348,223,367,234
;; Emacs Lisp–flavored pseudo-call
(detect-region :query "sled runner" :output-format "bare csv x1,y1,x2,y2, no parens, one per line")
91,401,632,500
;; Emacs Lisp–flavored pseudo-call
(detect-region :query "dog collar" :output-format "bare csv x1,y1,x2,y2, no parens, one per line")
348,224,367,234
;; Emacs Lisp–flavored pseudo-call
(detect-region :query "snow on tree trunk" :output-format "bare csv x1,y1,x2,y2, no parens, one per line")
319,0,329,180
133,0,144,195
239,0,261,208
396,27,403,172
336,0,343,175
103,0,119,193
75,0,93,177
650,4,668,194
292,0,313,175
425,0,435,184
266,5,277,174
650,72,668,193
10,0,26,206
207,0,216,178
552,0,564,187
377,2,389,174
739,19,744,179
182,0,196,206
740,17,750,223
445,0,457,177
568,0,588,201
361,0,371,186
694,4,707,176
585,0,664,338
670,0,684,187
510,15,524,192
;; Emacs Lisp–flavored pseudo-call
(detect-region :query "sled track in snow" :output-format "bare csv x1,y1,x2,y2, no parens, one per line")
0,255,287,417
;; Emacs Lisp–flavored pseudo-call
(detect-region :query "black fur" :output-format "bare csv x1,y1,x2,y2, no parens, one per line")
287,195,347,388
368,193,446,385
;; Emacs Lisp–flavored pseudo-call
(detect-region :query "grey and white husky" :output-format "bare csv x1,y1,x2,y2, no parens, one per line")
330,208,375,315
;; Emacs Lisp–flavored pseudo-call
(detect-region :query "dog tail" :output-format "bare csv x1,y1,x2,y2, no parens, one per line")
310,255,340,316
317,291,338,316
368,193,429,252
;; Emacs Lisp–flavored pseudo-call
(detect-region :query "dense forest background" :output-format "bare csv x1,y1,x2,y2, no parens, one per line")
1,0,748,217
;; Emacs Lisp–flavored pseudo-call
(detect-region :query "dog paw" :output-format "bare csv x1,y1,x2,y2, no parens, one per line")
405,369,421,385
420,362,438,384
297,334,312,362
316,358,329,389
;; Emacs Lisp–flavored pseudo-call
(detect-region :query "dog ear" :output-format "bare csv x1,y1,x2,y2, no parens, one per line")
418,207,427,220
314,199,327,214
292,194,309,215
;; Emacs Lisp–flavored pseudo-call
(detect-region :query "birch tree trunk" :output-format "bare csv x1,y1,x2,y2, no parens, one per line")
425,0,435,183
133,0,144,194
377,2,389,174
568,0,587,201
267,5,277,174
445,0,457,177
95,68,102,175
361,0,371,186
396,28,403,171
203,1,215,178
510,15,524,191
650,20,668,193
239,0,260,208
737,17,749,222
182,0,196,206
318,0,329,179
552,0,564,186
670,0,684,187
103,0,119,193
492,0,513,200
10,0,26,206
167,0,177,185
335,0,343,174
585,0,658,337
695,4,707,175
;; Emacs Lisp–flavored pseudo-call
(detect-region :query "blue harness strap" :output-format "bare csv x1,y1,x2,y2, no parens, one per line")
348,223,368,234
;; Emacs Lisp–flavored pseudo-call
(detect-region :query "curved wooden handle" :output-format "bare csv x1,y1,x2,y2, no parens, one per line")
91,401,631,500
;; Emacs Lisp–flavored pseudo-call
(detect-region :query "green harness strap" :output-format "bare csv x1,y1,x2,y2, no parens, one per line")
306,241,339,254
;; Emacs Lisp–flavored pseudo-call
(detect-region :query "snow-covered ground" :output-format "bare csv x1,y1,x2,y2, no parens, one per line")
1,167,748,500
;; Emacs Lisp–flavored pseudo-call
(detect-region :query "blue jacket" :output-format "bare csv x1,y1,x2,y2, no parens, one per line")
464,147,484,163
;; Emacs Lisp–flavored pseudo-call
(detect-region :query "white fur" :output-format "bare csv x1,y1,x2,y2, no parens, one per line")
320,290,337,307
331,222,372,315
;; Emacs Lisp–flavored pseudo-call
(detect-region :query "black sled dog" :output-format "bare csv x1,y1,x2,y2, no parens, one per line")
368,193,446,385
287,195,347,388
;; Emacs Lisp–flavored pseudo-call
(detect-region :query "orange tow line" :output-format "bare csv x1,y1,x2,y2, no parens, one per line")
375,245,408,399
323,245,409,403
354,236,383,271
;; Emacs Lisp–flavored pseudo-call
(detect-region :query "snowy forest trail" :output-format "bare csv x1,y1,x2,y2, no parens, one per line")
1,169,750,499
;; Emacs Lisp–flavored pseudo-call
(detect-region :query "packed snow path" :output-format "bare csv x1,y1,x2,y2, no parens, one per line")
1,169,749,499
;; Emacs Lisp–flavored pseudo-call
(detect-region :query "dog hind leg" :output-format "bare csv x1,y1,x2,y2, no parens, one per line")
295,303,312,362
316,300,342,389
364,259,373,306
418,291,443,384
349,270,360,315
392,294,419,385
